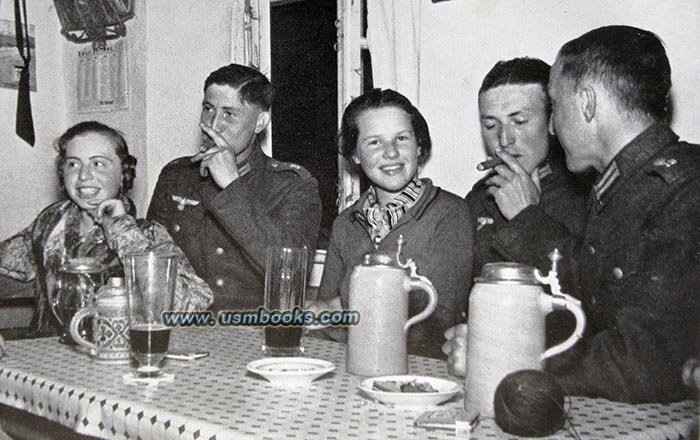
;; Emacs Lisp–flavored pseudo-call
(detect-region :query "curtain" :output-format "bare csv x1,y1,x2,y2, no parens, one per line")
366,0,421,105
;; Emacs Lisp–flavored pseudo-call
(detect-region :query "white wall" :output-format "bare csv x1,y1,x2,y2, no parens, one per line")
61,0,148,216
419,0,700,197
0,0,235,241
0,1,67,238
144,1,234,205
62,1,234,217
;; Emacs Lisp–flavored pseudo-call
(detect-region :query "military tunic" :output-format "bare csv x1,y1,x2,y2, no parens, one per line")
147,147,322,311
465,160,589,345
505,124,700,403
465,159,589,279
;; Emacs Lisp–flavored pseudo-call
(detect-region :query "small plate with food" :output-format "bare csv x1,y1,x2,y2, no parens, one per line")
358,375,462,407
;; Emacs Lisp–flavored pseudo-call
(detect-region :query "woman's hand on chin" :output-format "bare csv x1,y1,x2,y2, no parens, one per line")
93,199,128,229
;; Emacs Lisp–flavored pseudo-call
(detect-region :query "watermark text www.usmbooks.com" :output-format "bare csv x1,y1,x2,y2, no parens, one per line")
162,307,360,328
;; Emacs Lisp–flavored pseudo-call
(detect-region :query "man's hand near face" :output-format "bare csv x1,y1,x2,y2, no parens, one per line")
190,123,243,189
485,148,542,220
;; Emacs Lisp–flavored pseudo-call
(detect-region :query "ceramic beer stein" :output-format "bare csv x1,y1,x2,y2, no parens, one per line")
70,277,131,363
464,250,586,418
346,237,438,376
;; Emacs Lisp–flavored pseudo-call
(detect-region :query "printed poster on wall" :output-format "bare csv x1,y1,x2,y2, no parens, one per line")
77,39,129,113
0,18,37,91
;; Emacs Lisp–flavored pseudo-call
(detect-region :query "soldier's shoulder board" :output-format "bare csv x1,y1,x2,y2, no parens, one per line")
648,142,700,185
267,159,312,179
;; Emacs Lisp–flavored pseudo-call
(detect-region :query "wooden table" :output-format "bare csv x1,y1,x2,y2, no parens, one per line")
0,326,696,439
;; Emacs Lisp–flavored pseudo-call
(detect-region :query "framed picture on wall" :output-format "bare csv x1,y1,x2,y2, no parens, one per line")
0,18,37,91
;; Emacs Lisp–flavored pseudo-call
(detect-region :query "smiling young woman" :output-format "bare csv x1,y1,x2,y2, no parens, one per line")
307,89,474,360
0,121,213,338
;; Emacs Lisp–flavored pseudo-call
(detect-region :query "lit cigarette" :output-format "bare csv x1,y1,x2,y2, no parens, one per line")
476,157,504,171
476,154,521,171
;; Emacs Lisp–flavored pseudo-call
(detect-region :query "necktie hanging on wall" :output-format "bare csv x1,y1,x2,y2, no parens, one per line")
14,0,35,147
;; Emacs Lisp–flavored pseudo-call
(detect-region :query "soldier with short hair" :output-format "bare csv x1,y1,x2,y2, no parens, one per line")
148,64,322,311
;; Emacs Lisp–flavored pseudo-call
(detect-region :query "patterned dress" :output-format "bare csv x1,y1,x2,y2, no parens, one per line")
0,200,213,336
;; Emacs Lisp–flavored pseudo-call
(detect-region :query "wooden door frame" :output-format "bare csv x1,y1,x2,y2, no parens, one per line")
241,0,363,211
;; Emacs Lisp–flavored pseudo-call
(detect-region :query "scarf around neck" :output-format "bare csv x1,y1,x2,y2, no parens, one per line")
359,178,424,245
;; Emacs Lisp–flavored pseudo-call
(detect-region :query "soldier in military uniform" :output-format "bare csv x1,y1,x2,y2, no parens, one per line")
147,64,322,311
452,58,590,358
464,58,588,283
446,26,700,404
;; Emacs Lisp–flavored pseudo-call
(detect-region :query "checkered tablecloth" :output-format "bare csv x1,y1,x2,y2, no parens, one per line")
0,326,696,440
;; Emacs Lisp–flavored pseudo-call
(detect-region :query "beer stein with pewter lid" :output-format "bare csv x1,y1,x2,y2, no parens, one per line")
70,277,130,363
346,236,438,376
51,257,106,344
464,250,586,419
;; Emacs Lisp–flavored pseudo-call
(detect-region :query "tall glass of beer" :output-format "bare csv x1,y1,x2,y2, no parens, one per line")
262,246,308,356
124,251,177,378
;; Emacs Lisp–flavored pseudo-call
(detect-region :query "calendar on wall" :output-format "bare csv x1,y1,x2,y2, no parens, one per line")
77,39,129,113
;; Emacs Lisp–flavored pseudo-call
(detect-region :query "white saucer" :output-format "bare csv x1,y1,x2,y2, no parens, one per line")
247,357,335,387
358,375,461,407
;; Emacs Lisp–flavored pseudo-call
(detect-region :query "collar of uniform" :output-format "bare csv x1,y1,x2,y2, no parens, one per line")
593,123,678,209
241,146,266,177
592,160,620,207
537,162,553,180
532,160,569,196
611,123,679,177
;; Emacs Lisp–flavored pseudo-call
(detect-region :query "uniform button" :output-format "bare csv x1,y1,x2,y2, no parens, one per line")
173,224,180,232
272,162,278,168
177,204,184,211
215,278,224,287
215,247,224,255
591,296,597,305
588,245,596,255
612,267,623,279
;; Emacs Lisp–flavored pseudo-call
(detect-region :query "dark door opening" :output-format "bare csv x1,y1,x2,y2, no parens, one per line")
271,0,338,248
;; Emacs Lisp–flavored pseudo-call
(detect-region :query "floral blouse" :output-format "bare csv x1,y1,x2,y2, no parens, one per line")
0,200,213,336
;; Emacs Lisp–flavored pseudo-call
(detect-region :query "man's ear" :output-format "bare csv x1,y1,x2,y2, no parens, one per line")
255,111,271,134
580,85,596,123
352,155,361,165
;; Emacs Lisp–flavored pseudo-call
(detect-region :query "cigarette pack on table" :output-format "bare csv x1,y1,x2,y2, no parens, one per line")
413,408,478,434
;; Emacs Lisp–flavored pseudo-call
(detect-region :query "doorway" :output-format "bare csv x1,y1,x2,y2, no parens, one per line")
270,0,338,247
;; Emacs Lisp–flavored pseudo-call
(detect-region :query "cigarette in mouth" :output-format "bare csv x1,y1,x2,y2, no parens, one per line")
476,157,504,171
